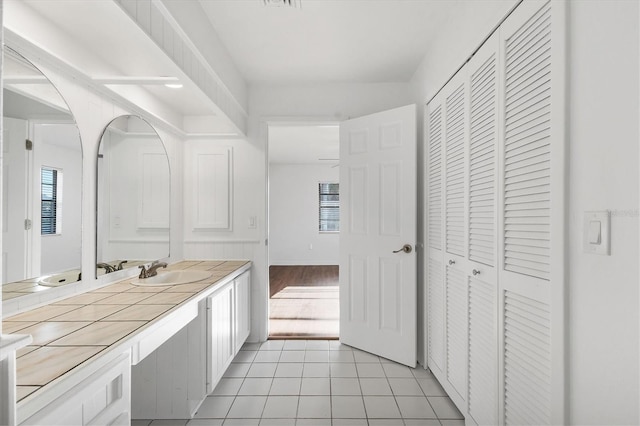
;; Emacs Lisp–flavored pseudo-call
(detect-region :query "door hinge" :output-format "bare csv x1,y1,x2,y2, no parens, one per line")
25,139,33,151
265,239,269,246
24,219,32,230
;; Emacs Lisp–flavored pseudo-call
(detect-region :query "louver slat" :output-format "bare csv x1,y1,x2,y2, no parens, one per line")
428,258,444,370
445,84,466,256
446,266,466,398
503,2,552,280
428,106,443,250
468,278,497,425
504,290,551,425
469,55,496,266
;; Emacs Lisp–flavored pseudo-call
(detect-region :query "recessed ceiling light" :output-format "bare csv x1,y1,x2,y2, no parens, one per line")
165,83,183,89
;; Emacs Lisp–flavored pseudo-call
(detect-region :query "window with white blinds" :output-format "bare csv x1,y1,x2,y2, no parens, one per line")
41,167,61,235
503,2,552,280
319,182,339,232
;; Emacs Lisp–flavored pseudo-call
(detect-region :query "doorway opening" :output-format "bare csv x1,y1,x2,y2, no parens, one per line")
267,123,340,339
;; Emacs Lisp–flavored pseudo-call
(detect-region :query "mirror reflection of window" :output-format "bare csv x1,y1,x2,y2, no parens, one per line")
41,167,62,235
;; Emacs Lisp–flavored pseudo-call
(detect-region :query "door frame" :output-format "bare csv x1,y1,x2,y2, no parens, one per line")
261,116,340,339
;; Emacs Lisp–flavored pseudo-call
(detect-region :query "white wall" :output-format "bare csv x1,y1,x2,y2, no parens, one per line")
567,1,639,424
269,164,339,265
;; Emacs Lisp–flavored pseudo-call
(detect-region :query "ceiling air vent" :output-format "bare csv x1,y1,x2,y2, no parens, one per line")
263,0,301,8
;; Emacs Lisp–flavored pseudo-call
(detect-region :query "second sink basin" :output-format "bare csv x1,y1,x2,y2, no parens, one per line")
131,270,212,286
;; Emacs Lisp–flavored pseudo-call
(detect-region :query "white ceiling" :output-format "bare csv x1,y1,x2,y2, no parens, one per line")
6,0,516,137
198,0,504,84
269,124,339,165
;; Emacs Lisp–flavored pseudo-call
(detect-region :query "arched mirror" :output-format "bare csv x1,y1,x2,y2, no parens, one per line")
2,47,83,301
96,116,170,277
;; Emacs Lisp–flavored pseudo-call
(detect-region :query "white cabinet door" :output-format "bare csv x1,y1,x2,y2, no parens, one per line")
21,352,131,426
339,104,417,367
234,271,251,353
207,283,235,394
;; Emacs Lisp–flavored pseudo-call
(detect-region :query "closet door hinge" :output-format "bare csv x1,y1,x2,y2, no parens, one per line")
25,139,33,151
24,219,32,230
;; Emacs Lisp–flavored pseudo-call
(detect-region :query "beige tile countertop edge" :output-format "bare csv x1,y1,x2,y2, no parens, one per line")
0,333,33,360
15,260,251,424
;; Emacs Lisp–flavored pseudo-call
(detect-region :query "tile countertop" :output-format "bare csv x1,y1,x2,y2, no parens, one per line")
4,260,250,406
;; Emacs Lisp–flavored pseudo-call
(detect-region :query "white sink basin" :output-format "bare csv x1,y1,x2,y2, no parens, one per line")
40,270,81,287
131,270,212,286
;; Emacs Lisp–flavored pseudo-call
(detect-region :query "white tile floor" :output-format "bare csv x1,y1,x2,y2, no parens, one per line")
133,339,464,426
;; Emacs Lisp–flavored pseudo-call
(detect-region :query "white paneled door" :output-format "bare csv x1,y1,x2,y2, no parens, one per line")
339,104,417,367
2,117,29,283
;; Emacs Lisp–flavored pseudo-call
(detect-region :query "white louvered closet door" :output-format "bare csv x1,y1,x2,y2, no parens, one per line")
498,1,566,425
466,32,500,426
427,71,472,413
426,92,445,379
425,2,566,425
442,70,469,408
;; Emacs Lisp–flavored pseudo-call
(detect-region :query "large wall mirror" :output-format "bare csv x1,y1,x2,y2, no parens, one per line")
2,47,83,301
96,116,170,277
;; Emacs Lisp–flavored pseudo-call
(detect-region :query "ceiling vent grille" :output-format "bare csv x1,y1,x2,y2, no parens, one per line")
263,0,301,8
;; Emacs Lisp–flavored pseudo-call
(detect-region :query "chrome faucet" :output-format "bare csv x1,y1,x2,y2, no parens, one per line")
97,263,115,274
139,261,167,279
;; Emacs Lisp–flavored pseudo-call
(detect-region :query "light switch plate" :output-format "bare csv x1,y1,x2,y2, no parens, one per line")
583,211,610,255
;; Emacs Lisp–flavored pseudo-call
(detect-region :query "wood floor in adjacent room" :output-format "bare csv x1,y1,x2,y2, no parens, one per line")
268,265,339,339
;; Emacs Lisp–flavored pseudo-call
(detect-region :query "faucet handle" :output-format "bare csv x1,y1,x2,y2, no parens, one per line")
138,265,148,279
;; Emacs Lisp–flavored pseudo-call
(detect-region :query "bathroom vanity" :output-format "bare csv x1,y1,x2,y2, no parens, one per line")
4,260,251,425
